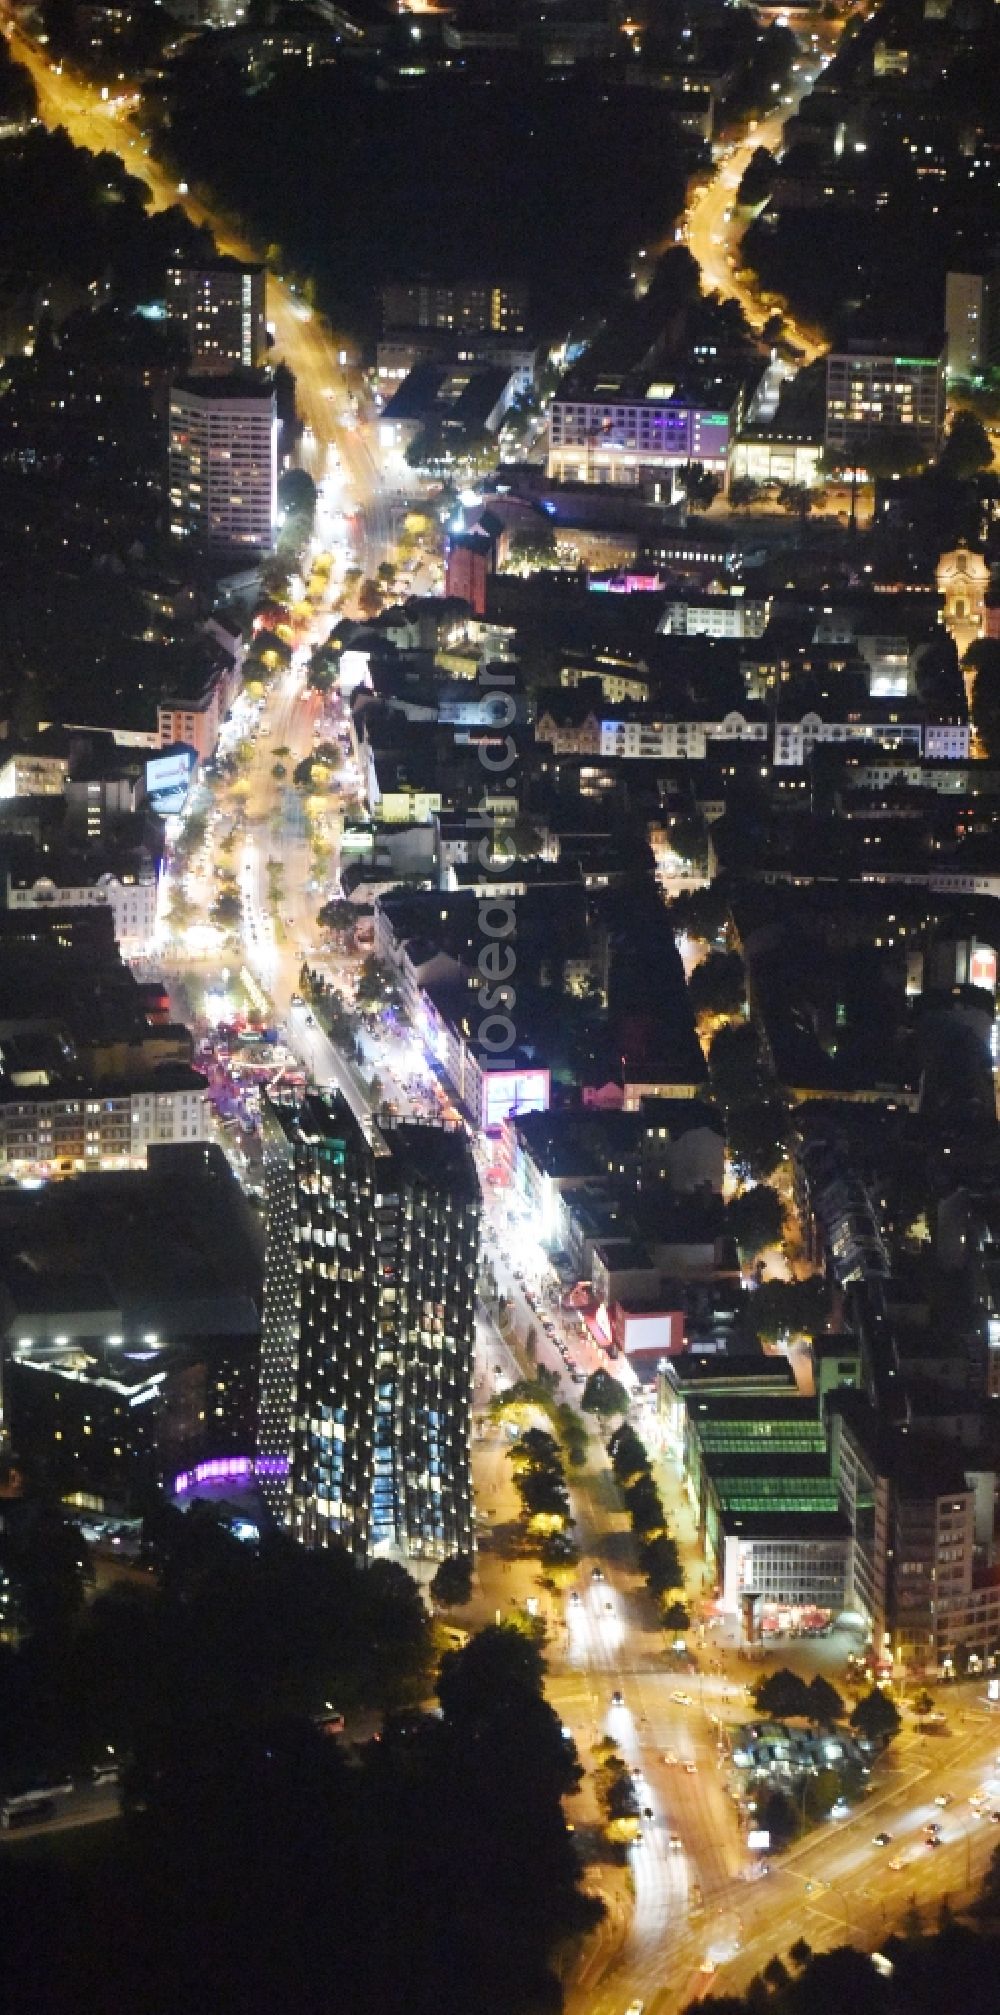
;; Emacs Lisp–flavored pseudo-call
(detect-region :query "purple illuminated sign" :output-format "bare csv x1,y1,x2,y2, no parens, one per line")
173,1454,288,1496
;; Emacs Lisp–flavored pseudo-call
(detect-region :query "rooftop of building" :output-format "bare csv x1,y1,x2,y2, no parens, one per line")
448,858,583,890
718,1508,852,1540
837,333,946,361
0,1143,262,1333
0,836,157,892
0,923,161,1046
687,1390,824,1424
593,1239,655,1270
554,359,746,411
9,1347,168,1402
510,1106,642,1176
828,1388,975,1498
380,361,512,429
0,1056,207,1103
641,1098,726,1137
170,369,274,402
167,256,264,278
660,1350,795,1394
375,1114,480,1196
634,1189,727,1242
379,881,594,963
268,1091,479,1196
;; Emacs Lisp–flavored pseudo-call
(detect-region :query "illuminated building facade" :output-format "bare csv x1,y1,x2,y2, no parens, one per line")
381,278,527,335
945,270,995,384
548,383,736,484
0,1071,208,1179
166,261,266,375
168,374,277,551
824,338,946,461
258,1093,480,1562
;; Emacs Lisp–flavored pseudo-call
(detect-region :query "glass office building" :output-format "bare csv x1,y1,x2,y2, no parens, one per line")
259,1093,480,1563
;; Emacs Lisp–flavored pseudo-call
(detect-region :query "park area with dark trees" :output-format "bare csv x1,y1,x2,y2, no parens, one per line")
0,1506,599,2015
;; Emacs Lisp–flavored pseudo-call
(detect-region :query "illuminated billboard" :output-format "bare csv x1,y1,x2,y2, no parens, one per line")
481,1067,550,1130
971,945,997,993
339,648,370,694
146,746,195,813
611,1307,684,1358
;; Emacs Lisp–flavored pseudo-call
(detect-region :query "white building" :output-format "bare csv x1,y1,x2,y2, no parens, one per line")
773,711,969,766
4,865,160,957
0,748,69,798
924,720,973,760
729,432,822,488
548,380,737,485
599,710,769,761
658,595,771,640
721,1519,851,1617
168,375,277,551
0,1074,208,1179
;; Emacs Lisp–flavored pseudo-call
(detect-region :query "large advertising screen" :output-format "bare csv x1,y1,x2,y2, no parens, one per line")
482,1067,550,1130
971,944,997,993
612,1308,684,1358
146,746,195,813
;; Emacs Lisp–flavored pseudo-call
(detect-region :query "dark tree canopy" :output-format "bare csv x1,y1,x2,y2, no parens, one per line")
939,409,993,479
725,1101,787,1181
708,1022,764,1104
430,1555,474,1609
850,1685,901,1746
725,1183,784,1259
688,951,746,1019
581,1368,630,1419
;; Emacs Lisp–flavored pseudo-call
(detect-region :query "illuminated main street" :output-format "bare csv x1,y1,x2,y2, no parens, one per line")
680,26,841,367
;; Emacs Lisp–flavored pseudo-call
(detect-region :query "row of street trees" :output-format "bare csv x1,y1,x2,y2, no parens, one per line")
672,887,793,1190
300,966,365,1062
498,1379,586,1581
682,954,790,1256
510,1425,581,1577
753,1662,901,1745
492,1371,587,1469
608,1423,689,1632
708,1019,790,1185
593,1735,642,1850
715,1901,1000,2015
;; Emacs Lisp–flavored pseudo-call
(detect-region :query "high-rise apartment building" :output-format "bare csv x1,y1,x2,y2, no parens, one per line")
382,278,527,335
824,338,947,462
168,374,277,551
258,1093,480,1563
945,270,996,383
166,260,266,375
